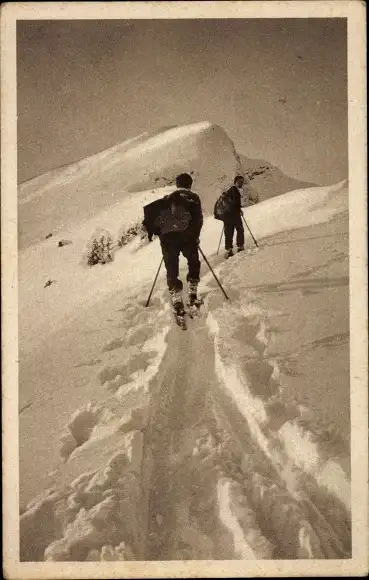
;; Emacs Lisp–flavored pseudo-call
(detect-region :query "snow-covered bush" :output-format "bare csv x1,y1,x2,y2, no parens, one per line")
118,221,148,248
87,236,113,266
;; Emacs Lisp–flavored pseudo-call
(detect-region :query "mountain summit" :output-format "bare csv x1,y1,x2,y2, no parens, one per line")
19,122,317,249
18,122,242,249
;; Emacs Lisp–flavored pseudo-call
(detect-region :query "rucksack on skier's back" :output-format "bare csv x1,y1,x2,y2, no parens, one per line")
143,189,196,236
214,190,234,221
155,191,192,235
143,197,169,236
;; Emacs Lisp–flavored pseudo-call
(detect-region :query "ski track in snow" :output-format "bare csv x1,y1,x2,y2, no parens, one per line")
19,180,350,561
21,262,350,561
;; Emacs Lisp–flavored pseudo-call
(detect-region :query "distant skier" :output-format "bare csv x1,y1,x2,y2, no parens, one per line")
143,173,203,316
214,175,245,258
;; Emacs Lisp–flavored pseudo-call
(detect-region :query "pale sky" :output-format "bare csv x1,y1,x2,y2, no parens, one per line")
17,18,347,185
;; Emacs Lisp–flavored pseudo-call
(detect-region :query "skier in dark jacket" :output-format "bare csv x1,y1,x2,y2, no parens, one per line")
155,173,203,313
223,175,245,258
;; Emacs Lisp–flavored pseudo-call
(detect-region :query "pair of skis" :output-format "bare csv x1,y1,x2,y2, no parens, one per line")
173,297,204,330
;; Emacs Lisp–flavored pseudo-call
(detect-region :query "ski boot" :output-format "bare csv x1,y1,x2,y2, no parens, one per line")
237,246,245,253
170,289,186,329
188,280,198,305
187,280,203,318
225,248,234,259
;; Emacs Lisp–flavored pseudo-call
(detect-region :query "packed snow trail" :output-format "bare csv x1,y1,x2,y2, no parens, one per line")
144,311,237,560
141,304,350,560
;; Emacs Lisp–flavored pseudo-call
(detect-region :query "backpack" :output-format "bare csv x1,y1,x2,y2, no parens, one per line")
143,197,169,236
143,190,192,236
214,190,235,221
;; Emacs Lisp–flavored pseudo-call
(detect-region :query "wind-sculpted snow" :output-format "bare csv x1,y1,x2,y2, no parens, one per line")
204,210,350,558
217,478,275,558
60,403,102,461
43,443,144,561
20,283,172,560
20,301,171,561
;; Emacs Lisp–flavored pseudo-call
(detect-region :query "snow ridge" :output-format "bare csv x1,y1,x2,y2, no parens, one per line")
18,122,241,249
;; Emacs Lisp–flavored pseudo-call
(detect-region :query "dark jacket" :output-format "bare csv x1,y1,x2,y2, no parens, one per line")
224,185,242,216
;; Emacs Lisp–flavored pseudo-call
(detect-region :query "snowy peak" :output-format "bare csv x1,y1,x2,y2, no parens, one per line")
118,122,242,202
18,122,241,249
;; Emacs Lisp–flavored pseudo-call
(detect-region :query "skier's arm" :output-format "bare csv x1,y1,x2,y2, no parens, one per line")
234,187,242,213
197,200,204,235
193,201,203,238
187,195,203,239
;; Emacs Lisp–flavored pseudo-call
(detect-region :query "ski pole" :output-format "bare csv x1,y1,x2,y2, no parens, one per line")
198,246,229,300
145,257,164,307
216,225,224,255
242,214,259,248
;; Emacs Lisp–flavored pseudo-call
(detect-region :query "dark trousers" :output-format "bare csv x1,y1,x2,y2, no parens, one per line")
224,215,245,250
160,234,201,292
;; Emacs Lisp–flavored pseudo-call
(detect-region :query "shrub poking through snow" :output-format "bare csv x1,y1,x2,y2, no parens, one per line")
118,221,148,248
86,222,150,266
87,238,100,266
87,236,113,266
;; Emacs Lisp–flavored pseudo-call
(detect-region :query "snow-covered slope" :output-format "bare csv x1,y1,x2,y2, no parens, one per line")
19,177,350,562
18,122,241,249
240,154,315,202
18,180,347,351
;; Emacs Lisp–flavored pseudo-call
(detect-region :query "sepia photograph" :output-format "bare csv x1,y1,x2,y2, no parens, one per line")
1,1,367,578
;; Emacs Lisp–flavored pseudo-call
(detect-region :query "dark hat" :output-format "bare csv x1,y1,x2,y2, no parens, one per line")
176,173,193,189
234,175,245,184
